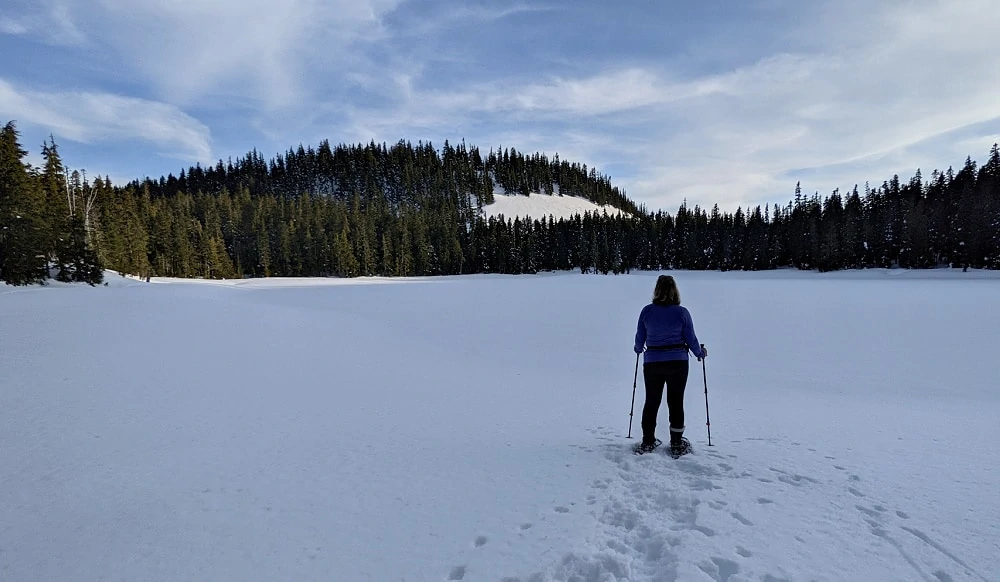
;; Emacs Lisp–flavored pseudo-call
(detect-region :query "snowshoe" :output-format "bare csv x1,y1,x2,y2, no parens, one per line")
668,437,693,459
633,439,662,455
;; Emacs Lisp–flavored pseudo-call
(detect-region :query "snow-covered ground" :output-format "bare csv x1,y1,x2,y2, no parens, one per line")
481,188,626,221
2,269,998,581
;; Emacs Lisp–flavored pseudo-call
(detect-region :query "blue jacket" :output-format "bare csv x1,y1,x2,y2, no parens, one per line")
634,303,705,363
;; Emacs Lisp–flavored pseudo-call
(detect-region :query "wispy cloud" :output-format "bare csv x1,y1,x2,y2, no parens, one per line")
46,0,86,44
338,67,678,144
351,0,1000,211
2,0,997,213
466,3,555,20
0,79,212,162
462,69,680,116
1,1,87,44
85,0,403,108
0,17,28,35
388,1,556,40
629,0,1000,210
3,0,403,107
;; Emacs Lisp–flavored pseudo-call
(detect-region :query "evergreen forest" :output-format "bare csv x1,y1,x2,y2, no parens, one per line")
2,120,998,285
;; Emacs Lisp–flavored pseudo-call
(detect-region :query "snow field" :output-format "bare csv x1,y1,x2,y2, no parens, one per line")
1,269,998,581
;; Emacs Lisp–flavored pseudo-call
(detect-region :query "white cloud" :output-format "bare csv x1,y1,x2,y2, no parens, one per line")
46,1,86,44
0,17,28,35
503,69,680,116
337,67,684,145
87,0,403,108
428,68,703,118
0,79,212,162
391,2,555,39
461,3,554,21
338,0,1000,213
5,0,998,214
1,0,402,107
1,1,87,44
629,0,1000,211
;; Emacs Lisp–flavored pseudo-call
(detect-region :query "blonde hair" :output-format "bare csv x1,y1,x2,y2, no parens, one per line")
652,275,681,306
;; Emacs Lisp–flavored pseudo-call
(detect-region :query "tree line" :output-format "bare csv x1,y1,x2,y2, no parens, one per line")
2,119,998,285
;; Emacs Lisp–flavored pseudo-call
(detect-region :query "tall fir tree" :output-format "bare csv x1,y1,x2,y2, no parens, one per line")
0,122,48,285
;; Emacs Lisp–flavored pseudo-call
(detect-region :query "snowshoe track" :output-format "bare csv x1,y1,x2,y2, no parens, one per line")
454,426,988,581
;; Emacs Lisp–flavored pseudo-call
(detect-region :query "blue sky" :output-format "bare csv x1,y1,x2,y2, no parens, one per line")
2,0,999,213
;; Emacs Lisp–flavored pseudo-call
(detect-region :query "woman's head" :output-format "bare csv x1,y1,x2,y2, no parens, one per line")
652,275,681,306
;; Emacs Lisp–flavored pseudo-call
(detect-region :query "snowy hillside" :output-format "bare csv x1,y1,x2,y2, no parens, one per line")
2,270,998,581
481,186,627,221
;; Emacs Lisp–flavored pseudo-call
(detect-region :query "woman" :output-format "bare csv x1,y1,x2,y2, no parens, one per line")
633,275,707,456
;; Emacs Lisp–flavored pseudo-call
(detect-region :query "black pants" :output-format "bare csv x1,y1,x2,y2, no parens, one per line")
641,360,689,444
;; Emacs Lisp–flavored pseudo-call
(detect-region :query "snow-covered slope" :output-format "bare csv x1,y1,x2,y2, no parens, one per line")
2,269,998,581
481,187,627,221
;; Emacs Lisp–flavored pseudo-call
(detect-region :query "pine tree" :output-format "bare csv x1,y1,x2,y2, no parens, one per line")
983,144,1000,268
0,122,48,285
39,137,71,263
842,188,865,269
817,190,844,272
55,215,103,284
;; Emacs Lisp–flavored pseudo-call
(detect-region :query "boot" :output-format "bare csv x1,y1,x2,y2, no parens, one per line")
637,435,660,454
669,427,691,458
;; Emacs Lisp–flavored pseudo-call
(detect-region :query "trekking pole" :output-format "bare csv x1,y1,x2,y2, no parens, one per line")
627,352,639,438
700,344,713,446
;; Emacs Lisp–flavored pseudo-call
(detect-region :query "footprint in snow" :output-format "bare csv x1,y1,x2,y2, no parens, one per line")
448,565,466,580
736,546,753,558
731,512,754,526
757,497,774,505
689,478,718,491
896,510,910,519
769,467,819,486
554,506,570,514
519,523,533,530
699,557,740,582
776,473,818,487
856,505,880,518
474,536,487,548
